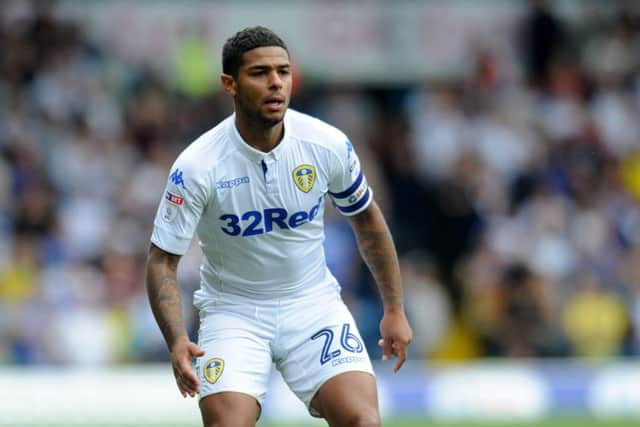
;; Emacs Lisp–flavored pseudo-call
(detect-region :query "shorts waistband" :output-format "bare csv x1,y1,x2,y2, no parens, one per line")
194,282,341,312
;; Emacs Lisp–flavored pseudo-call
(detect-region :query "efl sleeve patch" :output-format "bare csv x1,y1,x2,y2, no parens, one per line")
151,164,208,255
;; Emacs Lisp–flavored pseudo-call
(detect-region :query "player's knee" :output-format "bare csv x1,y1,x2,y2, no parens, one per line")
345,410,381,427
200,392,259,427
202,415,255,427
202,414,237,427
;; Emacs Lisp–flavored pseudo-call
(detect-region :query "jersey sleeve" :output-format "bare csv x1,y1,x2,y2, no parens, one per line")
150,158,209,256
327,139,373,216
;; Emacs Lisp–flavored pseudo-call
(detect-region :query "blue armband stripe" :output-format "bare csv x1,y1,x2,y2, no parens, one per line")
328,172,364,199
335,188,371,213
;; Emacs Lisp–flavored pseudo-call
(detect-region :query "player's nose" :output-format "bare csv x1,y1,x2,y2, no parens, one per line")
267,70,283,89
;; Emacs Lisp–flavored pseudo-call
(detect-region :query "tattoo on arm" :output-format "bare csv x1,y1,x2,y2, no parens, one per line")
350,202,404,309
145,244,187,350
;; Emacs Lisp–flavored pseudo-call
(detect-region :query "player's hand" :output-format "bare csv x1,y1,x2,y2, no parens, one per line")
170,336,206,398
378,308,412,373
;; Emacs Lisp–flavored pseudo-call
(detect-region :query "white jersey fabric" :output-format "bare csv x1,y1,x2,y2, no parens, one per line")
151,109,372,306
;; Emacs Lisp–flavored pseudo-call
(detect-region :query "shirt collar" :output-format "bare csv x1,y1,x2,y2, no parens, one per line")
228,112,291,162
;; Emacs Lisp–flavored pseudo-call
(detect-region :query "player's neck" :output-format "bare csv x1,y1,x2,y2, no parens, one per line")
235,115,284,153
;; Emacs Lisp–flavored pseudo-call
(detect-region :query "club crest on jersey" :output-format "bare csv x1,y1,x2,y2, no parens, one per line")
203,358,224,384
293,164,316,193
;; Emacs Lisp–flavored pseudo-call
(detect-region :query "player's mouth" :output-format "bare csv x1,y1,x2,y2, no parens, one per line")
265,96,285,112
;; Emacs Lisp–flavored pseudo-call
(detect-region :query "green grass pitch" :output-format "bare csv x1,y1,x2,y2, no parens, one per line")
6,417,640,427
260,419,640,427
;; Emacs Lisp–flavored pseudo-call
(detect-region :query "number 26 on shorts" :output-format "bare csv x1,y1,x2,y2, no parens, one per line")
311,323,364,365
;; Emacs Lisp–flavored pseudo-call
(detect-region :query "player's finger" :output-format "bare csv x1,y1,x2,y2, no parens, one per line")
185,375,201,394
392,342,408,373
379,337,393,361
180,382,195,398
175,377,187,398
179,375,196,393
190,343,206,357
174,360,198,390
177,374,198,397
172,362,191,397
179,367,201,393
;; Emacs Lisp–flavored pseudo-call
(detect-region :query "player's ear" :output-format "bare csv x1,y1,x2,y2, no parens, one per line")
220,73,236,97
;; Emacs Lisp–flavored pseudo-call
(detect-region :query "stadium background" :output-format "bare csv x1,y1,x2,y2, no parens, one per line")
2,0,640,425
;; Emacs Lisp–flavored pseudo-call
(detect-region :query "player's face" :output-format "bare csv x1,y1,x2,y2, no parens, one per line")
225,46,292,128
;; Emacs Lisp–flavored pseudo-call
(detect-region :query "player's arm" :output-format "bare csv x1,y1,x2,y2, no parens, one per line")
349,200,413,372
146,243,188,350
145,242,204,397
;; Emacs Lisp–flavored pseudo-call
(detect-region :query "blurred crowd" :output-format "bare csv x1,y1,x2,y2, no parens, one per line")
2,1,640,365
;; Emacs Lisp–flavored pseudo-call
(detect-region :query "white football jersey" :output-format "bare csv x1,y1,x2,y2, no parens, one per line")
151,109,372,304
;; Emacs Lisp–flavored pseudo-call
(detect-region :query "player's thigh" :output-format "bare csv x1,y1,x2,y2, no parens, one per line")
310,371,380,427
196,306,275,424
277,293,376,415
199,391,260,427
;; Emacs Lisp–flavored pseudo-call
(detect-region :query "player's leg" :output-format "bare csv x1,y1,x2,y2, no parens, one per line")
276,289,379,426
195,299,276,427
199,391,260,427
310,371,380,427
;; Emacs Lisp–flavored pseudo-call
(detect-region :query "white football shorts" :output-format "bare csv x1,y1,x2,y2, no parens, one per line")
194,286,374,416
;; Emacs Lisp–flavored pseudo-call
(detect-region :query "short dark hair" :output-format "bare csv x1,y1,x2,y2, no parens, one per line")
222,26,289,77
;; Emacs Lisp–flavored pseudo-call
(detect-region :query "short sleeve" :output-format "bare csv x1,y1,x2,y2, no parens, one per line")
327,140,373,216
150,159,209,255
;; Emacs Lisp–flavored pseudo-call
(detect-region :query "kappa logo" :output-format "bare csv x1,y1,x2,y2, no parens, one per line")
203,358,225,384
346,140,353,160
216,176,250,189
293,164,316,193
169,169,186,189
